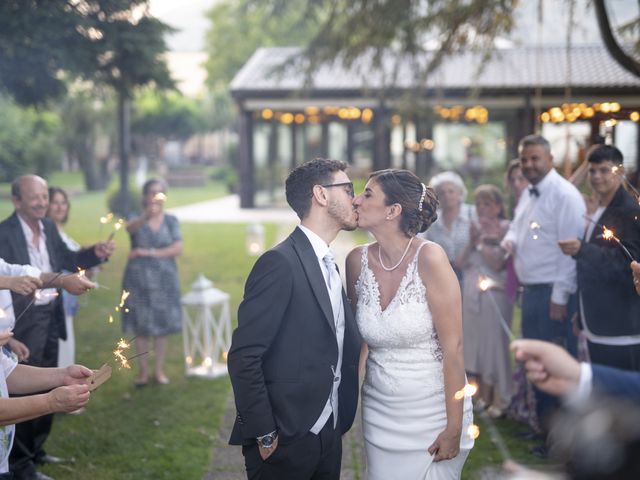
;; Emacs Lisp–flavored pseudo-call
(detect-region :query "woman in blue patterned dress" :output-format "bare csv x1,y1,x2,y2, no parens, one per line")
122,179,183,386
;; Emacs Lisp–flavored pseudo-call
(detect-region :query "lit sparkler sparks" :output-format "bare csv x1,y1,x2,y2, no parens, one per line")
114,290,131,314
100,213,114,225
113,337,133,369
477,274,515,340
467,424,481,440
601,227,635,261
153,192,167,202
611,164,640,205
583,215,636,261
454,383,478,401
107,218,125,241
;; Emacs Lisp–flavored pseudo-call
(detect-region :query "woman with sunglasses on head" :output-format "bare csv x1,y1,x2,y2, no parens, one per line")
347,169,474,479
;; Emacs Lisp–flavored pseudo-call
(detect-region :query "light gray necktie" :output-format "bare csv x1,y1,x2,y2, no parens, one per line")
323,251,342,320
323,250,343,428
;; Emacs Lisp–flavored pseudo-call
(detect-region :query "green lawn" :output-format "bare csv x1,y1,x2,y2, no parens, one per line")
0,171,551,478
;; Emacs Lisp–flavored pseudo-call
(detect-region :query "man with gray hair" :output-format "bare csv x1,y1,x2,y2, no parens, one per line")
501,135,585,435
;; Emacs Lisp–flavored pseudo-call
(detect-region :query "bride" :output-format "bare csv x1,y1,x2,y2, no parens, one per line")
346,169,474,479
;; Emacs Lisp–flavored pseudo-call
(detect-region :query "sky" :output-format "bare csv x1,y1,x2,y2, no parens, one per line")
149,0,217,52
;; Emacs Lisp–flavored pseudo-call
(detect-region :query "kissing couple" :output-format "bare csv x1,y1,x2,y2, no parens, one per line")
228,158,474,480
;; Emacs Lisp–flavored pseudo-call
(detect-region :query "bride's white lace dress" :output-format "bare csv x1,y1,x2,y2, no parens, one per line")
355,244,474,479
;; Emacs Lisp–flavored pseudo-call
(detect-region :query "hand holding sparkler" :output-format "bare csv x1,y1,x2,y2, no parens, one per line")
7,338,29,362
56,271,97,296
95,239,116,259
62,364,94,386
511,339,581,397
2,275,42,296
558,238,582,257
47,384,90,414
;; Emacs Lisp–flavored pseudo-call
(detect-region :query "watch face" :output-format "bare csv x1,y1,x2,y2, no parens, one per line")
260,435,274,448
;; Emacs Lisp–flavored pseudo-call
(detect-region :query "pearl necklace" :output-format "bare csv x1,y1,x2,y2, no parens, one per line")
378,237,414,272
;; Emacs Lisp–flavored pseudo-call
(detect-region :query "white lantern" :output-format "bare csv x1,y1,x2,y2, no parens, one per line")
181,274,232,378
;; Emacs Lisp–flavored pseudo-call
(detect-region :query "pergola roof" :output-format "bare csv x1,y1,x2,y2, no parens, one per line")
230,45,640,98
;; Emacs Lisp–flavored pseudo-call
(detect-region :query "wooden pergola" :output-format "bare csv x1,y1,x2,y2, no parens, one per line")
230,45,640,208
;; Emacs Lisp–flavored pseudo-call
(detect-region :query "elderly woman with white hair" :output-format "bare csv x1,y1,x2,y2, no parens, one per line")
419,171,474,282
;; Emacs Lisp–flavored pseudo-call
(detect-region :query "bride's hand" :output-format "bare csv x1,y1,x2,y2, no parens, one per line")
427,428,460,462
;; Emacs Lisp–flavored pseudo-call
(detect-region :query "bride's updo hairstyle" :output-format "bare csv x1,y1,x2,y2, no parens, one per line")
369,169,438,237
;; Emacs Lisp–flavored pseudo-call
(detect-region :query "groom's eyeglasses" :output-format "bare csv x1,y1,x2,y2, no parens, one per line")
321,182,355,198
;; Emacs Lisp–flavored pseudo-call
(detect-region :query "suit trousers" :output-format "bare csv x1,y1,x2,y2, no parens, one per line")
521,285,577,430
10,303,58,478
242,415,342,480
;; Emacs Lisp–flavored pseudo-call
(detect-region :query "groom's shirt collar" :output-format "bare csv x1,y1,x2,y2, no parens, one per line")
298,224,330,260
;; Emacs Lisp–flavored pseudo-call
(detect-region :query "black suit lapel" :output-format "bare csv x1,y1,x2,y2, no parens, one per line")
8,213,30,265
588,186,625,243
291,228,336,334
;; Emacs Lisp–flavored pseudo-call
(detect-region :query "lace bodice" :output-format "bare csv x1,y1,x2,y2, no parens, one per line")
355,243,444,394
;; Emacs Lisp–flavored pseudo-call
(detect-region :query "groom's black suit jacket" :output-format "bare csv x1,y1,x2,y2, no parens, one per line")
228,227,361,446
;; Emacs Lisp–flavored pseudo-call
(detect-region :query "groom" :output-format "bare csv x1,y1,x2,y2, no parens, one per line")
228,158,361,479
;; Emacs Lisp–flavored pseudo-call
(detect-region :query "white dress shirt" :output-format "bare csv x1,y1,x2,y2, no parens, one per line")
17,215,56,306
0,259,41,331
298,225,345,433
503,168,586,305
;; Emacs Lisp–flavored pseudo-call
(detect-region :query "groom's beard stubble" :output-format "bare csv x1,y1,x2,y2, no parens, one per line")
328,201,358,232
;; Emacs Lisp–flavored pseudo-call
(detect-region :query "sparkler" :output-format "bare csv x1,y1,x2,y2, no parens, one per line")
611,165,640,204
583,215,636,261
112,337,148,369
477,275,515,341
107,218,125,242
13,272,64,323
114,289,131,313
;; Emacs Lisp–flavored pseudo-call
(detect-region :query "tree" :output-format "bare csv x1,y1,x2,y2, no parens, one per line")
0,96,63,181
132,89,207,166
203,0,319,132
0,1,174,209
594,0,640,78
246,0,518,84
58,88,116,191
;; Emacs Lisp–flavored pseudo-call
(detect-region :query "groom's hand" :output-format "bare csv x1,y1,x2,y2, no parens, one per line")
258,437,278,460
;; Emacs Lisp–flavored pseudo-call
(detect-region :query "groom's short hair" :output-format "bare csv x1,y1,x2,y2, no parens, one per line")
286,158,347,220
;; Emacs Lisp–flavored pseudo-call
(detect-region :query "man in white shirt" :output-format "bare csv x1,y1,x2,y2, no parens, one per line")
502,135,585,429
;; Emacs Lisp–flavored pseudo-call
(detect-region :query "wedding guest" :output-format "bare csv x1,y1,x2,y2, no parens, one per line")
558,145,640,371
46,187,81,369
122,179,183,386
505,159,529,218
511,339,640,402
0,175,113,480
0,330,91,480
459,185,512,418
420,171,474,283
512,338,640,480
501,135,585,432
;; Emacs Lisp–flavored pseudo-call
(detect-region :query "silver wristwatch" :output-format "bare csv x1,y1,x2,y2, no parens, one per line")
256,430,278,449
